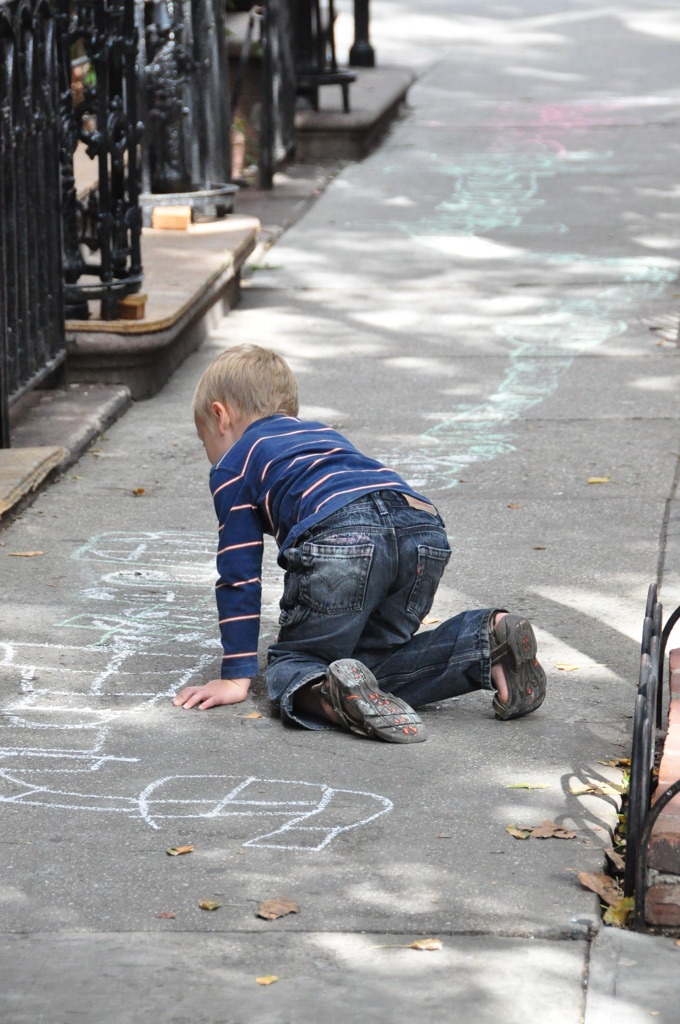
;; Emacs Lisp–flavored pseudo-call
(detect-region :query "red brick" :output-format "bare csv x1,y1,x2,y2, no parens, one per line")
646,883,680,926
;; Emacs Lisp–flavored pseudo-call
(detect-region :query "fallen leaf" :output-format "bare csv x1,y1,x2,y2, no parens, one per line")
587,476,611,485
155,911,176,919
578,871,622,906
256,976,279,986
422,616,441,625
603,896,635,927
533,545,547,550
605,847,625,872
410,938,443,951
257,898,299,921
507,502,523,509
132,487,146,496
435,833,453,839
506,824,532,840
7,551,44,557
530,820,577,840
599,757,631,768
569,781,623,798
166,845,194,856
505,782,551,790
555,663,580,672
242,711,263,719
198,899,221,911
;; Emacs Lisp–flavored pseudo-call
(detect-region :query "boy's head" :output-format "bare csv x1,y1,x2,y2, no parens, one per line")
193,344,299,427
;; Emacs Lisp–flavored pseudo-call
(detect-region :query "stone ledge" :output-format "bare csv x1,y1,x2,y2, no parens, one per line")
294,66,415,162
65,216,259,400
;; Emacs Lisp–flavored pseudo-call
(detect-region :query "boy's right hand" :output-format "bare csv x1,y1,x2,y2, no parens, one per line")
172,677,251,710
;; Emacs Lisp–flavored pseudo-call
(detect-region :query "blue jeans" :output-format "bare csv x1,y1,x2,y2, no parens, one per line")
265,490,495,729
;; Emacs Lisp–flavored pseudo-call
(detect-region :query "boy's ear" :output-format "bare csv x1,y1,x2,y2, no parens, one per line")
210,401,232,433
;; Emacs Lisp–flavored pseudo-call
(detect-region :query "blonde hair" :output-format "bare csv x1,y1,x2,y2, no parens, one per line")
193,344,299,424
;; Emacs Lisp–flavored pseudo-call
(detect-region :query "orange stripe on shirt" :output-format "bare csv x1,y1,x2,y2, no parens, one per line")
314,481,403,515
216,577,261,589
302,466,391,501
217,540,263,555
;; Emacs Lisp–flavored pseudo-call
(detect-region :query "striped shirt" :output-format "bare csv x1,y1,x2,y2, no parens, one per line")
209,414,426,678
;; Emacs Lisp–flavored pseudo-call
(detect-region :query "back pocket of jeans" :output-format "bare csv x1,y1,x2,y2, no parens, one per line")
407,544,451,621
299,541,374,614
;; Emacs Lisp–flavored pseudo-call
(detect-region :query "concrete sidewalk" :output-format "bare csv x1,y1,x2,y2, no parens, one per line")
2,2,680,1021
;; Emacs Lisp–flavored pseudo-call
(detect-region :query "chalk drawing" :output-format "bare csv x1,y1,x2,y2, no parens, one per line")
0,533,392,849
0,768,392,848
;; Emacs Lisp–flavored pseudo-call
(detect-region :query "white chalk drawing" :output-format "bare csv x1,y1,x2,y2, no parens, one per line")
0,533,393,849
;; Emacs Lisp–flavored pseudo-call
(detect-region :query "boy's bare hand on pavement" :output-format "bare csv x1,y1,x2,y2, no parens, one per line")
172,678,251,710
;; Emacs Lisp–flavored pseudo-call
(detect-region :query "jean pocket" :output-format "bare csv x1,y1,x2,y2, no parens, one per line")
407,544,451,620
298,540,375,614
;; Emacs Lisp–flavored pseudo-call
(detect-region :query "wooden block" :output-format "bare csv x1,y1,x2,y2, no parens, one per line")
151,205,193,230
117,293,148,321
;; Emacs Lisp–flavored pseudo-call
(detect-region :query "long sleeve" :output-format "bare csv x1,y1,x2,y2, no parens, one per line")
211,471,264,679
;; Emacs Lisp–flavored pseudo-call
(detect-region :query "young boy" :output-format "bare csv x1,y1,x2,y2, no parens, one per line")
173,344,546,742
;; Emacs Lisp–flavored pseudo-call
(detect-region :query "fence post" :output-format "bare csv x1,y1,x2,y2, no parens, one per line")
349,0,374,67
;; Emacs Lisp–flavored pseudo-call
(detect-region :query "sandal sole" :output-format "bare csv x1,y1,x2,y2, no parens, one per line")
322,659,426,743
492,617,546,721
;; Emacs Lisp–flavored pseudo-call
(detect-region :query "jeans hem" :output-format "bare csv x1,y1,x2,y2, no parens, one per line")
278,669,335,731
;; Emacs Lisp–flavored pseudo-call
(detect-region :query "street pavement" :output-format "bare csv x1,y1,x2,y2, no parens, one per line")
3,1,680,1020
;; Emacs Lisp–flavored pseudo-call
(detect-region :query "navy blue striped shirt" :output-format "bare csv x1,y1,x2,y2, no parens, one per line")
209,414,426,678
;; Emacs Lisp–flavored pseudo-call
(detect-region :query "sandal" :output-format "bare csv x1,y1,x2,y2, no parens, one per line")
320,659,426,743
490,615,546,720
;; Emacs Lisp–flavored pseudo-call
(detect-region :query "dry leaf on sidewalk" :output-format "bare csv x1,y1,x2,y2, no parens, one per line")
577,871,622,906
506,824,532,840
555,663,580,672
531,820,577,839
155,911,176,919
605,847,625,872
587,476,611,484
7,550,44,557
166,844,194,856
242,711,263,719
569,780,623,798
410,938,443,951
507,502,523,509
132,487,146,496
505,782,551,790
198,899,221,911
257,898,299,921
603,897,635,927
507,821,577,840
256,976,279,986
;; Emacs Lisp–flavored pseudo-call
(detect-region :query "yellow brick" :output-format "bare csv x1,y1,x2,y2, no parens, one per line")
151,205,193,230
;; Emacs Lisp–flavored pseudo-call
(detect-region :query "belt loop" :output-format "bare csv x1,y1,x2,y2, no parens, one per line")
372,491,388,516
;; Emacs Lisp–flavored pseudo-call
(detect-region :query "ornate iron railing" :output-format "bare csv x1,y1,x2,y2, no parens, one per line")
259,0,296,189
1,0,66,447
135,0,236,220
625,584,680,928
56,0,143,320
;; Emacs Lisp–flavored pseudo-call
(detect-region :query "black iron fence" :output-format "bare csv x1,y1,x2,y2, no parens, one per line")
1,0,66,448
136,0,236,220
57,0,143,320
625,584,680,928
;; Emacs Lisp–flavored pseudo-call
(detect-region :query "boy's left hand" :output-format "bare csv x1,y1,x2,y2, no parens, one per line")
172,677,251,710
